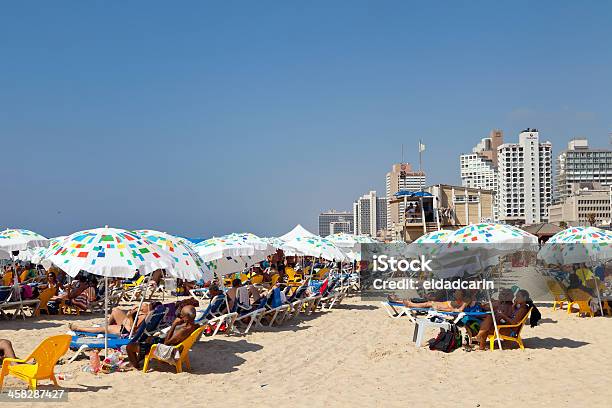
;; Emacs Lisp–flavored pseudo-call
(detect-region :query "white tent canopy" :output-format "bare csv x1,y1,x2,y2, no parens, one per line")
278,224,317,242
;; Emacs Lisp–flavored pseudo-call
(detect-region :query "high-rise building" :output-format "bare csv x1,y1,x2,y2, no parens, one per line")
353,191,387,237
385,163,426,231
460,130,503,220
555,139,612,202
318,210,353,237
497,129,552,225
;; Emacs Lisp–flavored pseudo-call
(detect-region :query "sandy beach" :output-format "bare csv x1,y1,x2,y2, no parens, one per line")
1,297,610,408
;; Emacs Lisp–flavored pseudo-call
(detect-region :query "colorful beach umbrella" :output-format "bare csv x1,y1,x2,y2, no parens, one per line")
195,233,274,276
538,226,612,265
135,230,212,282
45,227,175,278
0,229,49,252
282,236,347,261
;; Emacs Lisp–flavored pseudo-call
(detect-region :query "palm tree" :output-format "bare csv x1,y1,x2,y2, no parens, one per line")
587,213,597,226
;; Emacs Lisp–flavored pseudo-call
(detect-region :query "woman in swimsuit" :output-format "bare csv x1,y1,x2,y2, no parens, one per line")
69,303,152,335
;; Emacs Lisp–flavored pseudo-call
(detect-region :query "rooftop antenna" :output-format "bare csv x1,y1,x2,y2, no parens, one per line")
401,143,404,163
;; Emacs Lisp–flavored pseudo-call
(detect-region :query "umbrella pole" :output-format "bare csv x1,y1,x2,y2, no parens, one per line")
592,262,604,316
479,256,502,350
129,273,151,338
104,276,108,358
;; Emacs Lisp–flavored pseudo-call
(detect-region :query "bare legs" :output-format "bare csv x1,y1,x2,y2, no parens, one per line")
0,339,16,361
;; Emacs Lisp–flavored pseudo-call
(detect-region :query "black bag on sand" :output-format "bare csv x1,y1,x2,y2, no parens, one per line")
429,324,462,353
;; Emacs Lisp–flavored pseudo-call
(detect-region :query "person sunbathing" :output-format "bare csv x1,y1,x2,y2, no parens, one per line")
0,338,17,363
126,305,199,369
474,289,530,350
388,289,470,312
69,303,154,335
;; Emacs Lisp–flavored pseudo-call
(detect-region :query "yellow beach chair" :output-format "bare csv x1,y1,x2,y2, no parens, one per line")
35,287,57,316
123,275,145,289
567,289,594,317
546,280,569,311
313,267,329,281
0,334,71,390
142,326,205,373
487,309,532,350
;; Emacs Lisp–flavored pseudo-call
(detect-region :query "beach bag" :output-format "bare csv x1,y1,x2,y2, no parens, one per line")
429,324,461,353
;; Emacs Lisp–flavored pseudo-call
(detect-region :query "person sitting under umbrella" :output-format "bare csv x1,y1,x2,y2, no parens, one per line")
126,305,199,369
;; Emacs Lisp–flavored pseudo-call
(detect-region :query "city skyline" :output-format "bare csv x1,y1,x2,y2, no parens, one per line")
2,2,612,238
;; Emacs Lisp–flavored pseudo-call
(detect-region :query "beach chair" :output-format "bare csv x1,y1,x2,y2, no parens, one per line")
142,326,205,373
68,305,168,362
190,288,210,304
382,301,409,318
123,275,145,290
487,308,532,350
234,297,268,334
285,267,302,287
254,288,290,327
196,295,238,336
566,289,594,317
0,334,71,390
546,280,569,311
34,287,57,316
0,286,40,320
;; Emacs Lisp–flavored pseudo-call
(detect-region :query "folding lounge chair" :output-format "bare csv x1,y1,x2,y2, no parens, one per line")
68,305,168,362
195,295,238,336
0,334,71,391
234,297,268,334
252,288,290,327
189,287,209,302
381,301,418,320
0,286,40,320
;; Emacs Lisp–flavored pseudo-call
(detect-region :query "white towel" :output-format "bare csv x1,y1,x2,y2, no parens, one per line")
153,343,179,363
237,286,250,307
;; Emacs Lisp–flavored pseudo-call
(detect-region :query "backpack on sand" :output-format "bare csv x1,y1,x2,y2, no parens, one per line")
428,323,462,353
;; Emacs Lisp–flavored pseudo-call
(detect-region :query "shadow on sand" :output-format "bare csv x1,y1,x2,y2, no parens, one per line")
143,338,264,375
524,337,589,350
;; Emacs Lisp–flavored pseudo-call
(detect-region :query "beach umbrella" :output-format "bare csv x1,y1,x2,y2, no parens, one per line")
278,224,317,242
44,227,176,356
281,236,347,261
262,236,286,249
0,249,10,260
538,226,612,265
0,229,49,252
433,223,539,350
195,233,273,276
30,236,66,268
45,227,174,278
135,230,212,282
325,233,359,248
538,226,612,315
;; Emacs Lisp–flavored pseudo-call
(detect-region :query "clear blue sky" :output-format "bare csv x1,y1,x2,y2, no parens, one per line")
2,1,611,238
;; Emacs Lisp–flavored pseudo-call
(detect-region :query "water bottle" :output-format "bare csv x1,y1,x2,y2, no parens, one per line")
89,350,101,374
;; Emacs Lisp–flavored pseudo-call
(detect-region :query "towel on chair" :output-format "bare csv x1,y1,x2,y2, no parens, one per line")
153,343,179,363
237,286,250,308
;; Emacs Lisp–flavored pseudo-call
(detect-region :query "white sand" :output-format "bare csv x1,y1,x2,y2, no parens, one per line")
1,298,610,408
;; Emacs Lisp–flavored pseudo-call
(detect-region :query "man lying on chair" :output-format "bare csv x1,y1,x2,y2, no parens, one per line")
387,289,470,312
